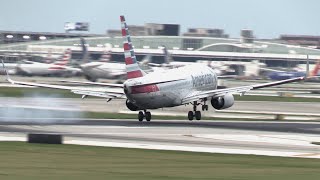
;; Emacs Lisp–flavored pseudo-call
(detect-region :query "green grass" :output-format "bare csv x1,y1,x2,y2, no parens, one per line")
234,94,320,102
1,87,320,102
0,142,320,180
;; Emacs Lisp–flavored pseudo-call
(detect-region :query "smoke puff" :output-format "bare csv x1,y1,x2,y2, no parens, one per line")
0,92,84,123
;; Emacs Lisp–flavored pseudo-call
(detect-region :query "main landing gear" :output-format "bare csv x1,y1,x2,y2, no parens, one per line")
188,100,208,121
138,110,152,122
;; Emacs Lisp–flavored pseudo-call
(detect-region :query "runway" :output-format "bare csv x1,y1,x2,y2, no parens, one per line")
1,118,320,158
0,96,320,158
1,97,320,120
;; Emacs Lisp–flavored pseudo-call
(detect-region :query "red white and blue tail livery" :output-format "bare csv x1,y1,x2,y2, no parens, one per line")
121,15,145,79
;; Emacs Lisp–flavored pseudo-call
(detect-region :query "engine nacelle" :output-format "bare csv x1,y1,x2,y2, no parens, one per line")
211,93,234,110
126,99,140,111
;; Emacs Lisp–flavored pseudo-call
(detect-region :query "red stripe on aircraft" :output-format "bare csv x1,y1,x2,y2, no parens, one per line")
123,43,130,51
125,57,134,65
127,70,143,79
122,29,127,36
131,84,159,94
49,66,66,70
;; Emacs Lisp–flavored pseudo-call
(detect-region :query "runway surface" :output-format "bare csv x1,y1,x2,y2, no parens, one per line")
1,118,320,158
1,97,320,120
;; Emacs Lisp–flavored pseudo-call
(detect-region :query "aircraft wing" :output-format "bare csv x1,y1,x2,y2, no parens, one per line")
2,60,125,99
182,76,305,104
6,77,125,98
59,80,124,87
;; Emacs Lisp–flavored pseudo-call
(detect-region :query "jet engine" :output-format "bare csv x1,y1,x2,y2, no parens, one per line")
126,99,139,111
211,93,234,110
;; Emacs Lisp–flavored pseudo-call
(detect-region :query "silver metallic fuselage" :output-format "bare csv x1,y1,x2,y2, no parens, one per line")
124,64,217,109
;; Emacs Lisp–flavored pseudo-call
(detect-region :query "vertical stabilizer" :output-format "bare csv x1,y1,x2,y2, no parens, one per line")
162,45,172,64
80,38,90,63
54,48,72,66
120,15,145,79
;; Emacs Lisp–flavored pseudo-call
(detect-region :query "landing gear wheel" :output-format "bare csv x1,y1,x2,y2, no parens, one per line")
188,111,194,121
202,105,208,111
138,111,144,122
195,111,201,120
145,111,151,122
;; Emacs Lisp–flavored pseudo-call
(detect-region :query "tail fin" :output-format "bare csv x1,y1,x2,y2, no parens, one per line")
100,45,112,62
80,38,90,63
162,45,172,64
54,48,72,66
120,15,145,79
45,48,53,63
311,60,320,76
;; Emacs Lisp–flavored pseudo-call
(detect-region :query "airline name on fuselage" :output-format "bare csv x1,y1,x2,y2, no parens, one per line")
191,73,214,87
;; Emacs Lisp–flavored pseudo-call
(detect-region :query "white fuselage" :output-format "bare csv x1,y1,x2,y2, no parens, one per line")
124,64,217,109
16,62,81,76
81,62,126,79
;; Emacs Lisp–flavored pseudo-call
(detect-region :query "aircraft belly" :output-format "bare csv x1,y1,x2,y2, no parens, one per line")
83,68,112,79
131,91,181,109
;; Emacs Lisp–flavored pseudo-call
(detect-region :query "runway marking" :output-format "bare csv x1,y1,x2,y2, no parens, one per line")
65,139,319,159
294,153,320,158
0,134,319,159
191,134,320,146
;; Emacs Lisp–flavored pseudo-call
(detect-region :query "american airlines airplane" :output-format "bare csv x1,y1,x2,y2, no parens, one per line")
2,16,306,121
16,48,81,77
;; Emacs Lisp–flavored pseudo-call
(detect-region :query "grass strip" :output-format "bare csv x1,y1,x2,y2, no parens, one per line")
0,142,320,180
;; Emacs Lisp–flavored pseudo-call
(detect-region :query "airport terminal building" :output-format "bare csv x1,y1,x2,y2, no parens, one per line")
1,28,320,69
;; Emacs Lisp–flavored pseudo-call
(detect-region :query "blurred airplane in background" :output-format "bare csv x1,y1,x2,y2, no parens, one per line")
79,38,151,82
148,46,262,77
15,48,82,77
267,59,320,80
1,15,308,122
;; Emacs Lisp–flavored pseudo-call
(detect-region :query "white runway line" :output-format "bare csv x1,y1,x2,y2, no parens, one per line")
65,139,320,159
0,132,319,159
192,134,320,146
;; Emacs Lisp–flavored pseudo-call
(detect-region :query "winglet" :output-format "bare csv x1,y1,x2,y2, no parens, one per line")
1,58,14,84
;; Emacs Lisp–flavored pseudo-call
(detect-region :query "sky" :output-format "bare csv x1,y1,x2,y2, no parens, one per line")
0,0,319,38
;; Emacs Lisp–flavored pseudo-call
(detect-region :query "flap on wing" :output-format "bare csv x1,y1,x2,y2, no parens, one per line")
71,89,125,99
59,80,124,88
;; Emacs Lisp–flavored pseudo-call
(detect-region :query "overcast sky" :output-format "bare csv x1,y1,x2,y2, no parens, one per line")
0,0,319,38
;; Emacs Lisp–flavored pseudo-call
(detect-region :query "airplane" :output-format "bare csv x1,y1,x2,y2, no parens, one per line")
1,15,307,122
79,38,152,82
148,46,245,76
15,48,82,77
267,59,320,80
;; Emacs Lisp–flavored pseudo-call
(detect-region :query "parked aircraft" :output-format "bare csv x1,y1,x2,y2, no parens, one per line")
2,16,307,121
15,48,81,77
268,60,320,80
80,38,151,82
